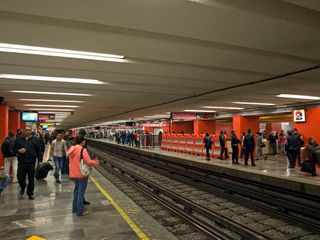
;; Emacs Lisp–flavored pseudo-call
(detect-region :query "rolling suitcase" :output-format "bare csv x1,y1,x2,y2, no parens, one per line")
35,162,54,180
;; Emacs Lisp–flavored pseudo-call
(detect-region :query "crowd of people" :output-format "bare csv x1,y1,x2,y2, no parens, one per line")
0,127,99,216
204,128,318,176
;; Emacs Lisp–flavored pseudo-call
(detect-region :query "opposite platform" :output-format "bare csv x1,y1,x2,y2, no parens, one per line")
0,165,177,240
90,139,320,198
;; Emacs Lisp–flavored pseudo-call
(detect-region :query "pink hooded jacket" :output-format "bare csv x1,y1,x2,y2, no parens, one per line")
67,145,99,179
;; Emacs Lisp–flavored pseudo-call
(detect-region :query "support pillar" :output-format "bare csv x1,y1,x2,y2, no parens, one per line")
193,120,216,135
0,103,9,167
20,121,26,129
233,115,259,137
9,111,20,134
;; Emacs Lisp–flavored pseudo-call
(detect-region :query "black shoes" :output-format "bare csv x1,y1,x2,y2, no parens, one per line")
83,200,91,205
20,189,25,196
28,194,35,200
56,179,61,184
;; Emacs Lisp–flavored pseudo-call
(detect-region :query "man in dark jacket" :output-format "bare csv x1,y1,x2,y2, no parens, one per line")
14,127,43,200
244,129,256,166
203,133,213,161
219,130,227,160
294,129,304,167
268,132,277,156
231,131,241,164
286,130,299,168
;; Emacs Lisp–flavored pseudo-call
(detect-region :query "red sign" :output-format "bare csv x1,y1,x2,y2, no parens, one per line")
138,123,169,128
39,114,55,121
172,112,197,120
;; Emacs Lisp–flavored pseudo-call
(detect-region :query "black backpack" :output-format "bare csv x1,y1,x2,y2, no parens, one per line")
1,137,15,157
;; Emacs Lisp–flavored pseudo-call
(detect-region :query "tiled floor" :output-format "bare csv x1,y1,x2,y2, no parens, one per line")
94,139,320,186
0,166,177,240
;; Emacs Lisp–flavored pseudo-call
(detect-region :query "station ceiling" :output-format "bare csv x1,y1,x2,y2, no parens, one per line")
0,0,319,128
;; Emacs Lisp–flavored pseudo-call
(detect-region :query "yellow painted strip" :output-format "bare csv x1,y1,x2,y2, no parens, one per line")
90,176,150,240
26,236,46,240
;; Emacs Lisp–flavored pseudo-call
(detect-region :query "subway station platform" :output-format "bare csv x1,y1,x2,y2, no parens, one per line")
0,165,177,240
91,139,320,198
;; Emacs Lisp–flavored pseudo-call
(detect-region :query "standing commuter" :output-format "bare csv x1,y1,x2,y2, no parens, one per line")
203,133,213,161
256,132,264,161
244,129,256,166
219,130,227,160
68,135,99,216
304,137,318,176
279,131,287,156
269,131,277,156
240,132,246,159
286,130,299,168
158,131,163,147
231,131,240,164
294,129,304,167
14,127,43,200
51,133,68,183
1,132,18,183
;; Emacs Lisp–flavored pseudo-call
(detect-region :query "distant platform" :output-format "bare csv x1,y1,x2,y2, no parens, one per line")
90,139,320,198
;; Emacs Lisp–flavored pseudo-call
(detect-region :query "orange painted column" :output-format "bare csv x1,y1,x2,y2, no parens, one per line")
9,111,20,134
233,115,259,137
20,121,26,129
193,120,216,135
292,107,320,143
0,103,9,167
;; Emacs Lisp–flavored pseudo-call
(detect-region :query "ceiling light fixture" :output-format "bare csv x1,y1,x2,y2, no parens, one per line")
11,90,92,96
38,112,71,114
24,104,79,108
29,108,75,111
0,43,125,62
184,110,216,113
202,106,244,110
232,102,275,106
276,94,320,100
21,99,83,103
0,74,105,85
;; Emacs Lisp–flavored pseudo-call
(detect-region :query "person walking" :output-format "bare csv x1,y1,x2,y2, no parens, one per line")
286,130,299,168
231,131,240,164
68,135,99,216
219,130,227,160
244,129,256,166
304,137,318,176
1,132,18,183
203,133,213,161
51,133,68,183
14,126,43,200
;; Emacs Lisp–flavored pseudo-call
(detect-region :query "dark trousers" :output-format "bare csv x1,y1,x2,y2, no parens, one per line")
296,147,302,166
310,158,317,176
73,178,88,216
232,147,239,163
271,142,277,155
245,150,255,166
220,146,228,160
17,162,35,196
240,147,245,158
287,150,297,168
205,147,211,160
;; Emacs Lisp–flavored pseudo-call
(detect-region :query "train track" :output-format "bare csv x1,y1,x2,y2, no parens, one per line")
88,143,320,240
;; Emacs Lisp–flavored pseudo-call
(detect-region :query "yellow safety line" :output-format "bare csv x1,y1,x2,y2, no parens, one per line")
90,176,150,240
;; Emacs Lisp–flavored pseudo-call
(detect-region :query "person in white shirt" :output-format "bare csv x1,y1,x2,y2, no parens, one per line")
51,133,68,183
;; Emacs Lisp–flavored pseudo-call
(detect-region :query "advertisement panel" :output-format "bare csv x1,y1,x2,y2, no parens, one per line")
293,109,306,123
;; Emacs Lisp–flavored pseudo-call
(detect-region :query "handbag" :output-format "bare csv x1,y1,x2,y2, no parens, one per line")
260,143,266,148
80,148,91,177
301,160,312,173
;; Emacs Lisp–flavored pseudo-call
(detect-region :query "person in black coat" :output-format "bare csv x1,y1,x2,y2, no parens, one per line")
243,129,256,166
219,130,227,160
286,130,299,168
203,133,213,161
13,127,43,200
231,131,241,164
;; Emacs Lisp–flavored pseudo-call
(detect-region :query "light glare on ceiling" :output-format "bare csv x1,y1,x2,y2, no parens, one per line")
184,109,216,113
276,94,320,100
0,74,105,85
0,43,126,62
11,90,92,96
232,102,275,106
21,99,83,103
24,104,79,108
202,106,244,110
29,108,75,111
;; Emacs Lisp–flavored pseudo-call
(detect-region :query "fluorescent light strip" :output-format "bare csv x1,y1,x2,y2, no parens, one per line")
184,110,216,113
21,99,83,103
276,94,320,100
11,90,92,96
0,74,104,85
0,43,125,62
29,108,74,111
202,106,244,110
232,102,275,106
38,112,70,114
25,104,79,108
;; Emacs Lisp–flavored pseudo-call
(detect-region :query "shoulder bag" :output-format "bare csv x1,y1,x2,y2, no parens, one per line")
80,147,91,177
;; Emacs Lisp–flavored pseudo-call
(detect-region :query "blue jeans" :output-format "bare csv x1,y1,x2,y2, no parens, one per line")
73,178,88,215
0,175,10,191
54,157,65,180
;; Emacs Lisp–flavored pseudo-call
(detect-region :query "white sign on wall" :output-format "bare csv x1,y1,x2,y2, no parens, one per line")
293,109,306,123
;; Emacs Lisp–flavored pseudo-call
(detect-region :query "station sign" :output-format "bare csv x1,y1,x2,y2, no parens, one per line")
138,122,169,128
39,114,55,121
171,112,197,120
197,113,215,120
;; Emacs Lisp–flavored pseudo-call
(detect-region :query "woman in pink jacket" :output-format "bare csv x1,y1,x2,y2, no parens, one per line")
68,135,99,216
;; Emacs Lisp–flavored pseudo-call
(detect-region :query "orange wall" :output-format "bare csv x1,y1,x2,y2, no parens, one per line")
233,115,259,137
172,121,194,134
9,111,20,134
144,127,154,133
194,120,216,134
292,108,320,143
215,123,233,135
0,104,9,166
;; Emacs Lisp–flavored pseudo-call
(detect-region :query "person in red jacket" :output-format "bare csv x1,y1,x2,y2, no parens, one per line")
68,135,99,216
